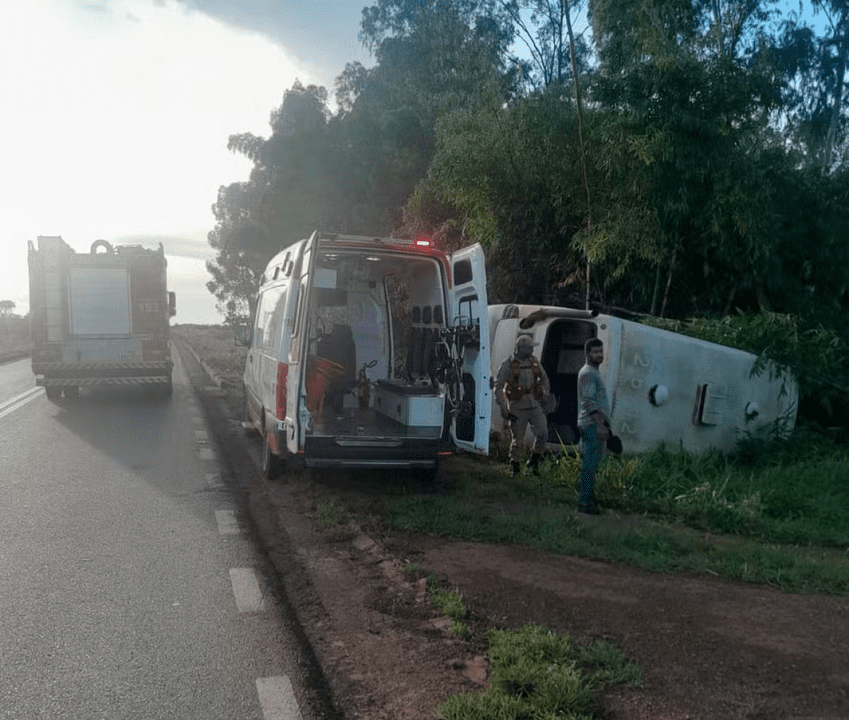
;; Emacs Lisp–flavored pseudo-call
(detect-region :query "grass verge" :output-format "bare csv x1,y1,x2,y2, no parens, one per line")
381,432,849,595
437,625,641,720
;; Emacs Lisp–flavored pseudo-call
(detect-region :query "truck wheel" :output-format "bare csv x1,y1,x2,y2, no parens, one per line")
45,386,61,401
261,431,281,480
64,386,80,400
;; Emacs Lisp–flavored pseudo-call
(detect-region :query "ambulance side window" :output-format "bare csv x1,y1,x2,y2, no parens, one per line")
256,285,285,353
454,259,473,286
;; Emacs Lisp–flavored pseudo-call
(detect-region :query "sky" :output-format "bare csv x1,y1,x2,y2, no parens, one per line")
1,0,370,324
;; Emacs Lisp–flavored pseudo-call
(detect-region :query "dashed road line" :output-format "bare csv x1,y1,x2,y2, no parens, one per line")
256,676,303,720
229,568,267,612
215,509,240,535
186,383,300,719
205,472,223,489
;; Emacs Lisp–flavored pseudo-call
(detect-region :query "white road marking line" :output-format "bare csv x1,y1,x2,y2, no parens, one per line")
191,416,204,424
0,387,45,420
215,509,240,535
229,568,266,612
195,429,208,443
206,472,223,489
198,448,216,461
256,676,303,720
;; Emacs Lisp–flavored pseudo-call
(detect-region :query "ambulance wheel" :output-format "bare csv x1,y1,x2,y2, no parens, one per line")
242,389,254,435
261,431,281,480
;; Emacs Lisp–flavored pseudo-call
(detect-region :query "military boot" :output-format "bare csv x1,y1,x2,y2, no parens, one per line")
526,452,544,475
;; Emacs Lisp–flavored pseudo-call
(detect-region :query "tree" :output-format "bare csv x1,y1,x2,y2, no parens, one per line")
0,300,15,316
494,0,592,90
207,82,340,321
812,0,849,171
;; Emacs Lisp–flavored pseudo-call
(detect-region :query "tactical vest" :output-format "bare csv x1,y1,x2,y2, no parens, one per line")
504,356,545,402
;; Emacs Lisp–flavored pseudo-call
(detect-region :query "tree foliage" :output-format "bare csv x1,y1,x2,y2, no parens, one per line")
206,0,849,423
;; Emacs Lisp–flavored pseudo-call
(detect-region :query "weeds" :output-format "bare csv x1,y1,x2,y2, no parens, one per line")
437,625,640,719
315,497,347,527
430,587,469,636
382,426,849,594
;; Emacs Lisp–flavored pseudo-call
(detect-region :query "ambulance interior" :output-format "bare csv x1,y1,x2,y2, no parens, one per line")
305,250,448,439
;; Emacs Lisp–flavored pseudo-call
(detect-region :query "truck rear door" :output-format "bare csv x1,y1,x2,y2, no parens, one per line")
447,243,491,454
68,267,131,336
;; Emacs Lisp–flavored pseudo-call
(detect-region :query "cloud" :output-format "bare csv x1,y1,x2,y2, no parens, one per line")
172,0,370,86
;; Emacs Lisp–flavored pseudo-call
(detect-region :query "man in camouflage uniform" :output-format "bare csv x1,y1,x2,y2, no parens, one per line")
495,334,552,475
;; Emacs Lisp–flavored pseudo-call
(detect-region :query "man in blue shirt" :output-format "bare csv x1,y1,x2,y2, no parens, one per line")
577,338,610,514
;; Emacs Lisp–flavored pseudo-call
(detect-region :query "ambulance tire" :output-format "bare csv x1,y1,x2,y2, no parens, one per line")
261,430,282,480
242,389,254,435
412,462,438,484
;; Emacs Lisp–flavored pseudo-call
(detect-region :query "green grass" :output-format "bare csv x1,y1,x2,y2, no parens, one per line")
381,425,849,595
314,497,348,527
430,586,470,636
437,625,641,720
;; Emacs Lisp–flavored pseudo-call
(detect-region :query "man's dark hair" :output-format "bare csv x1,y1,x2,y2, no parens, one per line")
584,338,603,354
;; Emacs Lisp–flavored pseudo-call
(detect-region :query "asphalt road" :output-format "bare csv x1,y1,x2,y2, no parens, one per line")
0,354,308,720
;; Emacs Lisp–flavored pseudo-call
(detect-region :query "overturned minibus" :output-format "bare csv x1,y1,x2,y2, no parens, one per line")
241,231,491,476
489,304,798,455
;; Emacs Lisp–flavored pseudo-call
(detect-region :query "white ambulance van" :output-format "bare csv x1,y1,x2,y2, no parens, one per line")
489,304,798,455
241,231,491,477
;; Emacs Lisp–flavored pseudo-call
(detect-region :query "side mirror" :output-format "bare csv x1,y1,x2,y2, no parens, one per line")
234,322,251,347
168,291,177,317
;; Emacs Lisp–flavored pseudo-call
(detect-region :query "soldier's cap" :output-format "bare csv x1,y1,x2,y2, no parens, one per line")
515,334,538,348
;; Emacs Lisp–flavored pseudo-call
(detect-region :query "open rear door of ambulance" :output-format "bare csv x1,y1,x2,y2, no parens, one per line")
447,243,491,455
289,231,321,451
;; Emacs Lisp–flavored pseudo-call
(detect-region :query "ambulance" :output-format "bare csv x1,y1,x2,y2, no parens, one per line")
240,231,491,477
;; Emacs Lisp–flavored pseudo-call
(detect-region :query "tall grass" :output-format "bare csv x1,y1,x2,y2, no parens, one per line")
382,426,849,594
585,427,849,547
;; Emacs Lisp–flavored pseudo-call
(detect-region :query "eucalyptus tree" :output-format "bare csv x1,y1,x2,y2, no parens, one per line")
206,81,337,321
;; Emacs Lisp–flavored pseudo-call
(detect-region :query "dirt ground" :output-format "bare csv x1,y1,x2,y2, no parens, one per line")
261,473,849,720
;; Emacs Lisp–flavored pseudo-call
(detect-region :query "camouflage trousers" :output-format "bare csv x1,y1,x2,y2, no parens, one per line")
508,405,548,461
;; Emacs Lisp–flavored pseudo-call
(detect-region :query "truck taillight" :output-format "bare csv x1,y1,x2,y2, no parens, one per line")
276,363,288,421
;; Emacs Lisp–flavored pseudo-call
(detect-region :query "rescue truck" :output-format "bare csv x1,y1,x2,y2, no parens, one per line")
28,236,176,400
489,304,798,455
239,231,491,477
